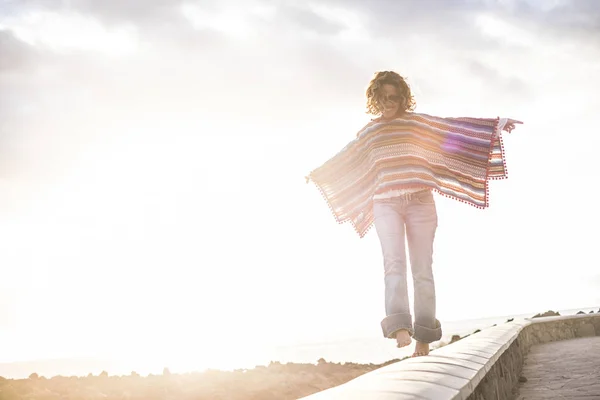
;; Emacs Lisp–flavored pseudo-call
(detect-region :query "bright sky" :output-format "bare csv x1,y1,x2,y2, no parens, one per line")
1,0,599,371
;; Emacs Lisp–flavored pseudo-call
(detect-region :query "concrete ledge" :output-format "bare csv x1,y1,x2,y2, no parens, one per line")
298,314,600,400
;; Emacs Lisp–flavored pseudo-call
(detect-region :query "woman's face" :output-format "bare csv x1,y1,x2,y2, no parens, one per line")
378,83,401,119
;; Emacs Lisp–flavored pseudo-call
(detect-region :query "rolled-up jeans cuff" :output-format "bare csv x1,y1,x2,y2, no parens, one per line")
381,313,414,339
413,319,442,343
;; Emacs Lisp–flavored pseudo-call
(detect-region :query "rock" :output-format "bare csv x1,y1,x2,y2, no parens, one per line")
449,335,462,344
577,311,586,315
519,376,528,383
506,318,514,323
590,311,594,314
532,310,560,318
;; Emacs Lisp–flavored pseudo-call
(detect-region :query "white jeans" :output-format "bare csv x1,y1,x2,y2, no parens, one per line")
373,189,442,343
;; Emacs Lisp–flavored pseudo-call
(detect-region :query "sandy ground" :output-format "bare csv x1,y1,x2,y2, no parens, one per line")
0,358,402,400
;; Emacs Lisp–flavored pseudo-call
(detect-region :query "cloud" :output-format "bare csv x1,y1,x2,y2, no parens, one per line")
465,59,530,93
275,3,345,35
8,0,600,42
10,0,183,26
0,0,598,161
511,0,600,32
0,29,38,71
2,0,598,147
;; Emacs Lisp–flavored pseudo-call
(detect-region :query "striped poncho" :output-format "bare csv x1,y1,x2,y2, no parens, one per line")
307,112,521,238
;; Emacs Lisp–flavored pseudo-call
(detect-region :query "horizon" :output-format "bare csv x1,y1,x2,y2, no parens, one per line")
1,0,600,380
1,305,598,380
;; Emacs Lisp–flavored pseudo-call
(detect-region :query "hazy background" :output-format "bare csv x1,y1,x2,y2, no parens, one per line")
1,0,599,375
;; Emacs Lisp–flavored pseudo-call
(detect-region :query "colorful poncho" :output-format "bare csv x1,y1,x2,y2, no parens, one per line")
307,112,521,238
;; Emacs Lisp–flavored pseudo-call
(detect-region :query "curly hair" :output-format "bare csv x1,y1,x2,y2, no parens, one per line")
365,71,416,116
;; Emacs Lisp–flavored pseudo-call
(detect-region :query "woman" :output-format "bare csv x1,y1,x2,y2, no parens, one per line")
307,70,520,358
367,71,440,358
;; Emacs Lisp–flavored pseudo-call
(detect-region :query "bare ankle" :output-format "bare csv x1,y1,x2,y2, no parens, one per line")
395,329,412,348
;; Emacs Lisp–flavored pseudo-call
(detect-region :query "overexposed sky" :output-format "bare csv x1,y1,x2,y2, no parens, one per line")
1,0,599,368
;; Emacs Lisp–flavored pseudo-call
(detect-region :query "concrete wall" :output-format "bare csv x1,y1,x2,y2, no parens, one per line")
467,314,600,400
299,314,600,400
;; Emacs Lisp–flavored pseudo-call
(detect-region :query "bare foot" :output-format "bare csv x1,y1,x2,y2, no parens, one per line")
411,341,429,357
395,329,412,348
